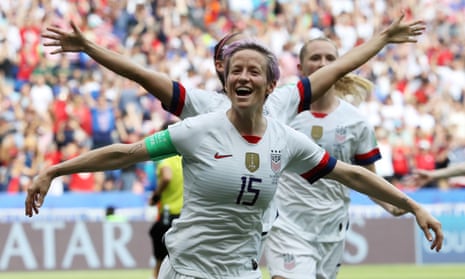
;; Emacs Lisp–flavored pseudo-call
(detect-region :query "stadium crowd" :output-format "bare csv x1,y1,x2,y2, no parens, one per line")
0,0,464,193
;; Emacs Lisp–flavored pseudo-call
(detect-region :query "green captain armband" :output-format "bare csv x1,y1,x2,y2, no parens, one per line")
144,129,178,161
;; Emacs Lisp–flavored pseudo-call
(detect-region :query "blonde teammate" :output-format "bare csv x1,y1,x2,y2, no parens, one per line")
263,39,407,279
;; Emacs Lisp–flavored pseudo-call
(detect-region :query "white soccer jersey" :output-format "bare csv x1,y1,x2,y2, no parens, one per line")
163,111,336,279
273,99,381,242
167,78,312,124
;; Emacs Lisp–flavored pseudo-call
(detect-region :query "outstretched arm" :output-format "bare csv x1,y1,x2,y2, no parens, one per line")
309,12,425,101
25,142,150,217
408,162,465,187
325,161,443,252
362,164,407,216
42,21,174,107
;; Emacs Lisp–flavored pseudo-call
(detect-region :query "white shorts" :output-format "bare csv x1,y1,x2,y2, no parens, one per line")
158,257,196,279
159,256,262,279
263,227,344,279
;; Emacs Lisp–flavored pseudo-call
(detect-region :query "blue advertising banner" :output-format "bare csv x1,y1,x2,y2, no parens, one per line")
417,214,465,264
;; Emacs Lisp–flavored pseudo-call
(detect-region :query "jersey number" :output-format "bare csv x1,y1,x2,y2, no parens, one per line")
236,176,261,206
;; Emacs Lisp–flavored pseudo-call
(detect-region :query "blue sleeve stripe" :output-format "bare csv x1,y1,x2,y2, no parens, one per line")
298,77,312,112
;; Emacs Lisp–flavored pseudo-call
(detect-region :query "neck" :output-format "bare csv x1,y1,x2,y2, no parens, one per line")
227,108,266,136
311,90,339,113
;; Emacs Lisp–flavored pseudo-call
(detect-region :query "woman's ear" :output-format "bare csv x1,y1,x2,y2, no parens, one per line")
266,80,277,95
215,59,224,72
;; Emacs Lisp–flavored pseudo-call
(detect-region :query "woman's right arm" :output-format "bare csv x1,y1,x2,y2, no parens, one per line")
42,21,174,107
25,130,178,217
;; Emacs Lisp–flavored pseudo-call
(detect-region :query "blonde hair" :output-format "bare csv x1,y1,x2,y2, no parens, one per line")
333,74,373,107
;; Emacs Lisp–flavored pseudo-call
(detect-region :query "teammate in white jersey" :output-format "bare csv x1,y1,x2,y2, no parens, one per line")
26,40,442,279
262,37,411,278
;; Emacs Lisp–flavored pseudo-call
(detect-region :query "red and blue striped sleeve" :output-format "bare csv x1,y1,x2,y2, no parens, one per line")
164,81,186,116
297,77,312,113
354,148,382,166
300,151,337,184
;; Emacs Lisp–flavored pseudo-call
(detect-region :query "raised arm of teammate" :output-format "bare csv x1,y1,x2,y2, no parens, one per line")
308,12,425,102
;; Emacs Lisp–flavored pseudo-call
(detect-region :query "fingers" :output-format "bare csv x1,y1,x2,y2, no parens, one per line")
25,192,38,217
410,20,426,27
24,194,32,217
45,26,66,36
396,11,405,24
421,222,443,252
431,224,444,252
42,33,60,41
422,226,433,242
49,48,63,55
37,190,47,208
43,40,62,47
70,21,80,34
25,188,47,217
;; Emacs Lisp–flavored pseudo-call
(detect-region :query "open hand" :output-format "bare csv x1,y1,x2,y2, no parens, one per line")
381,12,426,44
42,21,87,54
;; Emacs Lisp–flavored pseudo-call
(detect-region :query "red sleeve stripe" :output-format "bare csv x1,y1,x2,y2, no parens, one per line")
300,151,337,184
354,148,381,165
297,77,312,113
167,81,186,116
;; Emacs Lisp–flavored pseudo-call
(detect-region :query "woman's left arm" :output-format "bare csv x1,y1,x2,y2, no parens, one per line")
325,161,443,252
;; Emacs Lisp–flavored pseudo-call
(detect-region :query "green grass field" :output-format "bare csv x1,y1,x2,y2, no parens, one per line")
0,264,464,279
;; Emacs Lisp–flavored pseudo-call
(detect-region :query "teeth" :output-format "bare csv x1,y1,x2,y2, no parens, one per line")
236,87,252,95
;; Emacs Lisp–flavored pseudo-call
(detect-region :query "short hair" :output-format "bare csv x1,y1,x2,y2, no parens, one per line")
222,40,280,84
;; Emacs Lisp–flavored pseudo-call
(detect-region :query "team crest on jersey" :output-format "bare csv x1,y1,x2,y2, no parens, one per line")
283,253,296,270
335,125,347,143
311,125,323,140
245,152,260,172
270,150,281,173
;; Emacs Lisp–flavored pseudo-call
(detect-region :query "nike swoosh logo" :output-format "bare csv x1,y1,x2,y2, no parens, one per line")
214,152,233,159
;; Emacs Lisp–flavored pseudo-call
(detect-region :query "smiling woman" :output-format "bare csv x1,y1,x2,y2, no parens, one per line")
222,41,279,136
27,35,442,279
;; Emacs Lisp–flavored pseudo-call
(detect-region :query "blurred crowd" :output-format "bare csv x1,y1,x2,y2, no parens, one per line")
0,0,465,194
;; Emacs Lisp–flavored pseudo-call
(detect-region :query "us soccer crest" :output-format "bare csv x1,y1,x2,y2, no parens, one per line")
245,152,259,172
270,150,281,173
335,125,347,143
283,253,296,270
311,125,323,140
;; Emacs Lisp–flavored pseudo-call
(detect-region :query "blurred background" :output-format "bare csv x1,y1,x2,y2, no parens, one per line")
0,0,464,274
